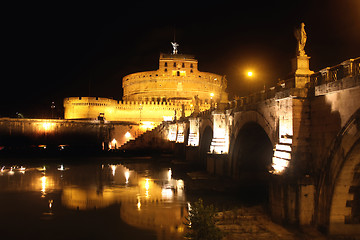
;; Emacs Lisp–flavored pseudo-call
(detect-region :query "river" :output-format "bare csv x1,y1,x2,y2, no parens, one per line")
0,157,194,240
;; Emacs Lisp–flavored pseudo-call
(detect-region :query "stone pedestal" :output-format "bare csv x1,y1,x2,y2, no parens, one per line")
291,55,314,88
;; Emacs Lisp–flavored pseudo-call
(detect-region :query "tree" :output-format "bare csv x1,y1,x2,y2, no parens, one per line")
185,198,223,240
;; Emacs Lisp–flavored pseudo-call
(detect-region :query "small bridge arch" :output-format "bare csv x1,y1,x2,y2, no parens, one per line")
229,111,275,182
198,118,213,167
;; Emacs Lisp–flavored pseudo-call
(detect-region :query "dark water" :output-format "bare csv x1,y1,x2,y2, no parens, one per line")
0,159,188,240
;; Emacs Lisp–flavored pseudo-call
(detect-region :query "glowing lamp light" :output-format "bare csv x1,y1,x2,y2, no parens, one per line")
144,178,150,191
210,92,214,99
247,71,253,77
161,188,173,199
168,168,172,181
125,132,131,138
271,157,290,175
137,197,141,211
140,121,155,131
124,170,130,184
42,122,55,131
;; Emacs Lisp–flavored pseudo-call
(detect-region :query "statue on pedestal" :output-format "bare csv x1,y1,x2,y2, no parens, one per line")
171,42,179,54
294,22,307,56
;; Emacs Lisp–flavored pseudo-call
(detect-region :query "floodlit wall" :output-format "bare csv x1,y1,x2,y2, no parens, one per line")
64,97,212,123
122,53,228,103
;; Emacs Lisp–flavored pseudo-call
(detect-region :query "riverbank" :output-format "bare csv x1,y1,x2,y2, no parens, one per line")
174,163,328,240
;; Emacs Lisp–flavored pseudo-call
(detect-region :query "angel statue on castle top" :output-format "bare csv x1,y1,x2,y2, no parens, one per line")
171,42,179,54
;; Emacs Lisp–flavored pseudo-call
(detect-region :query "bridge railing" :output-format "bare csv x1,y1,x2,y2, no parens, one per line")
228,57,359,111
230,86,279,111
311,57,360,87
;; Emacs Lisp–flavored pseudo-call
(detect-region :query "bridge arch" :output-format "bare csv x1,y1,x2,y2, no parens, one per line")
198,119,213,167
232,110,276,146
227,110,275,204
317,108,360,235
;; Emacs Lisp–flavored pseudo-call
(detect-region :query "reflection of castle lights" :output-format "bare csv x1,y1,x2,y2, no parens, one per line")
177,180,184,190
144,178,150,198
110,139,118,149
124,170,130,184
137,197,141,211
111,165,116,176
41,175,47,197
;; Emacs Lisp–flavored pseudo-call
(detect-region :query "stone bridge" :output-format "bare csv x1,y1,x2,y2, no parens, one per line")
142,57,360,236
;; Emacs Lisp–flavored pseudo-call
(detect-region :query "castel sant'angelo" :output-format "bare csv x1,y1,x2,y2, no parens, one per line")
64,43,228,128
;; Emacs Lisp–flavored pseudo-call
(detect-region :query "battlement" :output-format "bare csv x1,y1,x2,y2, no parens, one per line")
160,53,196,60
64,97,211,108
63,96,212,121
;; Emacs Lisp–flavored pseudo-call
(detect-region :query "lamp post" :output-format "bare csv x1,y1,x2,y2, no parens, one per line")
51,102,56,119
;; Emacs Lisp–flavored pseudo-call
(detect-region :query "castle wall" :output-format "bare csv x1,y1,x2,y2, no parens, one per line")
63,97,212,123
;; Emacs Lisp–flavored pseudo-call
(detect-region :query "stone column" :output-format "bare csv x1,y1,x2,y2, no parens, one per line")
187,117,200,146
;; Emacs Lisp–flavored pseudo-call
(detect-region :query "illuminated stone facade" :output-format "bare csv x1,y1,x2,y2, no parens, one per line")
123,53,227,103
64,52,228,124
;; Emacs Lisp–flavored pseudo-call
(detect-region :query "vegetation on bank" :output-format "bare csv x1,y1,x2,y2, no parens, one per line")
185,198,224,240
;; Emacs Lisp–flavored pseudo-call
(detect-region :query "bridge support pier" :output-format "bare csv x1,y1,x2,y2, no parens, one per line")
185,146,199,163
269,175,315,226
207,154,229,176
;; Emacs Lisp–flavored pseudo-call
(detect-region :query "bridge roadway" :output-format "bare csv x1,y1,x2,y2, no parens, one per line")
124,57,360,236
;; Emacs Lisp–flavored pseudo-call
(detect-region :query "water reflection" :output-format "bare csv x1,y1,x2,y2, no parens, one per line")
0,162,187,239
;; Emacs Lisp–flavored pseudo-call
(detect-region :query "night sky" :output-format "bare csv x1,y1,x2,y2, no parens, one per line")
1,0,359,118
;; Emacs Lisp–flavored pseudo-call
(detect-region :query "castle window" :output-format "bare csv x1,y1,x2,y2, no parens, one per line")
190,69,193,73
190,63,193,68
182,63,185,68
173,62,176,67
164,62,167,67
165,68,167,72
177,71,180,76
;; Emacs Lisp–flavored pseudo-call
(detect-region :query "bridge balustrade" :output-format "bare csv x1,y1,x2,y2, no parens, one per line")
312,57,359,86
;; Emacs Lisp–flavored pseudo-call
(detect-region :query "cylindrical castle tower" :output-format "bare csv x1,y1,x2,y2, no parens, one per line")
122,53,228,104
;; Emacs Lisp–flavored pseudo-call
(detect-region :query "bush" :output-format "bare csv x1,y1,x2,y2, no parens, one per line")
185,198,223,240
